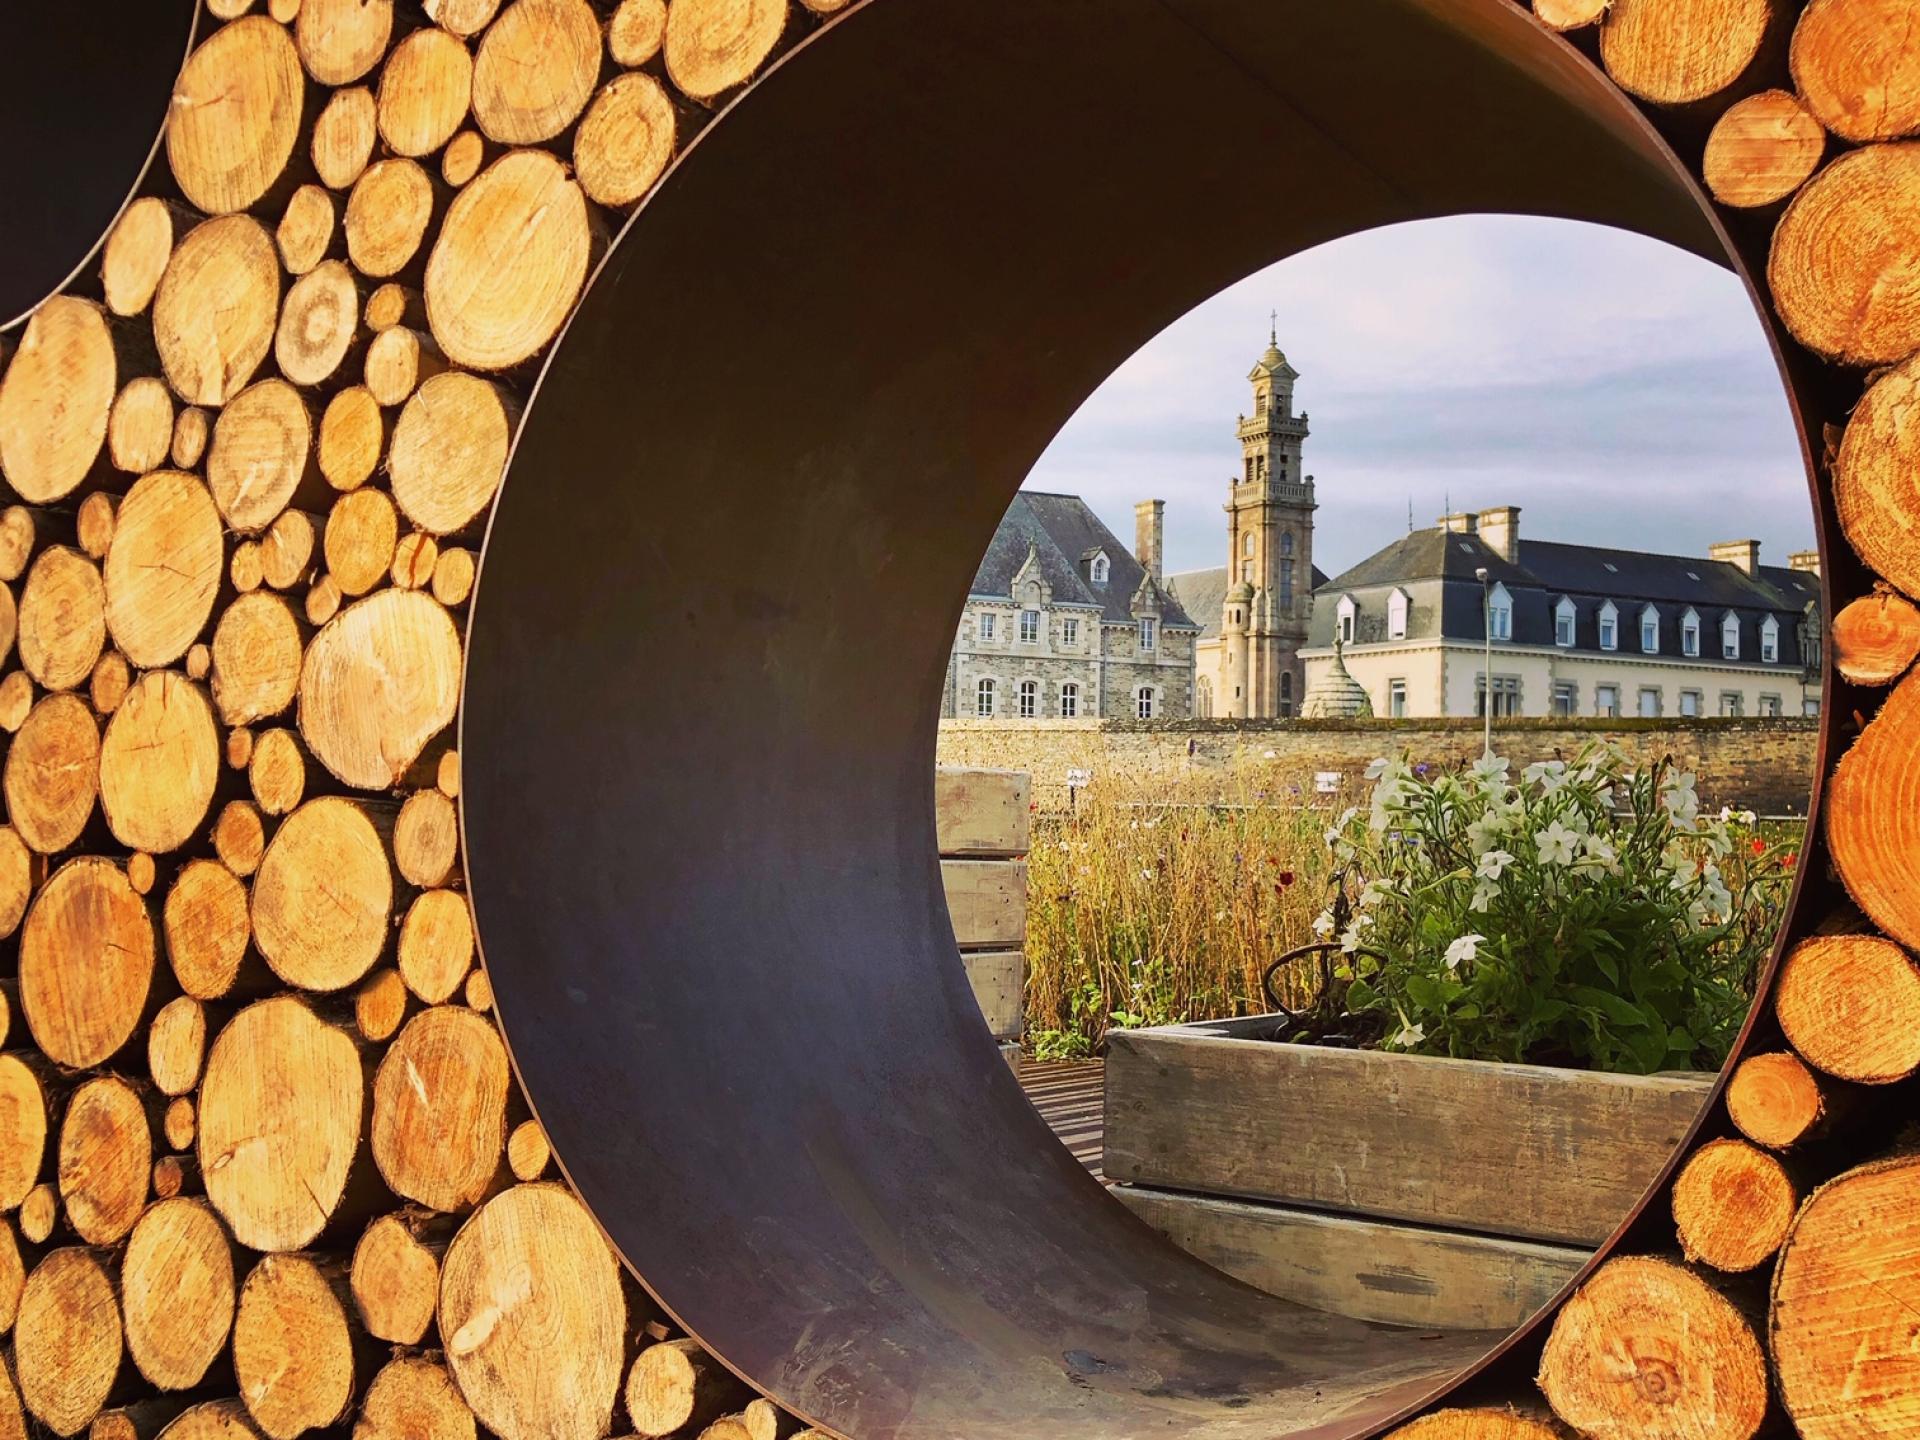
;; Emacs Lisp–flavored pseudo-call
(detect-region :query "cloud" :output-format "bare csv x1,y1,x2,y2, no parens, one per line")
1022,215,1811,580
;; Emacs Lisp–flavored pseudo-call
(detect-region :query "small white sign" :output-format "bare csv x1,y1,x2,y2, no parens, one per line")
1066,768,1093,790
1314,771,1341,794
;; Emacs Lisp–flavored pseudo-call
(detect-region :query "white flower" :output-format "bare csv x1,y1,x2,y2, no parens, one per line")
1443,933,1485,973
1469,878,1499,913
1522,760,1567,792
1324,826,1343,847
1663,772,1700,829
1311,909,1336,938
1391,1007,1426,1048
1359,878,1398,908
1471,754,1511,789
1476,849,1516,881
1365,757,1397,781
1465,810,1508,857
1339,915,1373,954
1263,749,1278,760
1535,820,1580,867
1573,834,1618,872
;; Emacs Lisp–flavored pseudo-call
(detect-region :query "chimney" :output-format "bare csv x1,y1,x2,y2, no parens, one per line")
1710,539,1761,577
1788,548,1821,577
1134,499,1164,584
1439,511,1477,535
1477,506,1521,564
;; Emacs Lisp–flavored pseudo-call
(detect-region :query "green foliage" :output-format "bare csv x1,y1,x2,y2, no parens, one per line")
1313,744,1795,1073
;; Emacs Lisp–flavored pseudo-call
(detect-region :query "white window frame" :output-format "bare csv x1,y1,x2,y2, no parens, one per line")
1019,609,1040,644
1191,679,1207,719
1551,680,1577,717
1761,615,1780,663
1488,582,1512,642
1090,553,1109,585
1138,617,1156,652
1060,682,1079,719
1061,616,1078,646
1640,604,1660,655
975,677,996,717
1721,691,1744,717
1681,607,1701,658
1679,689,1701,718
1722,613,1740,660
1598,601,1618,651
1135,686,1157,720
979,613,996,641
1387,588,1409,640
1387,678,1407,718
1337,594,1357,645
1638,686,1662,718
1554,597,1575,648
1595,683,1620,718
1017,679,1038,718
1759,693,1782,717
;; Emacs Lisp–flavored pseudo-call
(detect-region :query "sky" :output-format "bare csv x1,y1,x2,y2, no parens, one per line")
1020,215,1813,583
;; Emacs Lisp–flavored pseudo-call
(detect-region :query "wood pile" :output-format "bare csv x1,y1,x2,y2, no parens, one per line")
0,2,839,1439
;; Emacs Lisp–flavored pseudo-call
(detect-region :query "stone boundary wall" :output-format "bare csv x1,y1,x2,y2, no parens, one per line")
936,717,1822,815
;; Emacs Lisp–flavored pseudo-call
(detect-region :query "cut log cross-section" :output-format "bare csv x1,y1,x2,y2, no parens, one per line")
153,216,282,408
104,471,225,670
20,858,156,1070
121,1198,236,1393
15,1247,124,1438
299,588,462,789
372,1006,510,1212
232,1253,358,1440
167,15,305,216
1791,0,1920,143
252,796,393,991
99,671,221,856
0,297,120,506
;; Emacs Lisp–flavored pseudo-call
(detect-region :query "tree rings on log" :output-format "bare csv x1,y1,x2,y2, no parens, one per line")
1832,588,1920,684
1726,1050,1832,1148
346,160,436,281
276,261,364,389
154,217,282,408
253,796,393,992
610,0,669,67
104,471,224,669
167,16,305,216
440,1184,625,1440
1771,144,1920,367
351,1213,442,1345
0,298,117,505
15,1248,122,1437
664,0,791,104
209,380,316,536
313,87,379,192
373,1006,510,1212
359,1358,476,1440
1835,355,1920,599
1703,90,1826,208
1773,931,1920,1081
200,996,365,1253
156,1403,259,1440
1791,0,1920,142
19,547,105,693
389,372,512,536
4,693,100,855
122,1198,235,1392
100,672,220,855
164,860,252,1001
575,74,678,209
379,28,475,159
1827,669,1920,954
296,0,396,87
1597,0,1773,106
425,0,504,36
103,199,191,320
0,1057,50,1213
1671,1138,1796,1273
425,151,594,372
110,377,176,476
399,890,474,1003
56,1074,152,1246
212,592,305,727
299,589,462,789
394,790,459,887
232,1253,356,1439
20,858,155,1070
472,0,602,144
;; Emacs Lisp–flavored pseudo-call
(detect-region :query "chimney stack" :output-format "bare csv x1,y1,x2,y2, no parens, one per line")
1134,499,1164,584
1710,539,1761,576
1439,511,1477,535
1788,549,1821,577
1476,506,1521,564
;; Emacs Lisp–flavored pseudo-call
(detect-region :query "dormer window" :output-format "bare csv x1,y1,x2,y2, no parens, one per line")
1598,601,1618,651
1640,605,1659,654
1554,597,1575,647
1722,613,1740,660
1090,553,1109,585
1336,594,1357,645
1387,588,1409,640
1488,583,1512,642
1682,608,1700,658
1761,615,1780,663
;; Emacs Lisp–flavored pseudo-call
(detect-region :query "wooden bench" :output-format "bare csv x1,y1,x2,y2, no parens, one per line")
935,767,1029,1057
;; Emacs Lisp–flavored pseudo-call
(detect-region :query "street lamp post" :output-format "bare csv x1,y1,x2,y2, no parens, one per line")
1476,566,1493,758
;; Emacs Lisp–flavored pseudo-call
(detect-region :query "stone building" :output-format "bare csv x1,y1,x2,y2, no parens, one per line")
1167,327,1327,719
942,491,1200,721
1301,506,1824,720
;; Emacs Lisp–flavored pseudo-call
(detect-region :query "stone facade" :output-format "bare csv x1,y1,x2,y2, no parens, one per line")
936,716,1820,816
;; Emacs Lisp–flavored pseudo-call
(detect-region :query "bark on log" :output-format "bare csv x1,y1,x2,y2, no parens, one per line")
355,1359,475,1440
276,261,365,389
296,0,395,86
399,890,474,1003
4,692,100,855
318,388,385,493
389,372,513,536
156,1403,260,1440
104,471,224,670
1703,89,1826,208
324,489,399,597
1770,1153,1920,1438
575,74,678,209
249,728,310,816
425,151,595,371
350,1212,446,1345
1790,0,1920,143
379,29,475,160
15,1247,124,1437
312,88,379,192
19,546,106,692
103,200,196,320
153,217,282,408
212,593,305,727
110,378,176,476
1596,0,1773,105
232,1254,357,1439
252,796,393,991
372,1006,510,1212
1832,587,1920,684
57,1075,153,1246
199,995,366,1253
1725,1049,1837,1149
625,1340,748,1439
1670,1137,1796,1273
1536,1255,1767,1440
345,160,438,281
1771,144,1920,367
609,0,669,66
472,0,602,144
1773,930,1920,1081
99,671,221,855
664,0,791,104
121,1198,236,1392
20,858,156,1070
164,860,253,1001
0,298,123,506
277,186,338,277
440,1184,625,1440
167,17,305,217
0,1055,52,1212
299,589,462,789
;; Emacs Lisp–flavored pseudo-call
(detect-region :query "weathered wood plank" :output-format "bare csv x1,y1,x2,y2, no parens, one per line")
941,858,1026,949
1115,1185,1586,1332
934,767,1030,857
961,950,1023,1040
1105,1019,1713,1246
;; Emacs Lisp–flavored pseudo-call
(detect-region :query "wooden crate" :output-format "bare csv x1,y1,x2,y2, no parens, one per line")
1105,1017,1713,1247
934,768,1029,1044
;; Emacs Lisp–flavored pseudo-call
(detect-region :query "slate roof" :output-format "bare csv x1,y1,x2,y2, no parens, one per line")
1167,562,1333,641
969,492,1199,629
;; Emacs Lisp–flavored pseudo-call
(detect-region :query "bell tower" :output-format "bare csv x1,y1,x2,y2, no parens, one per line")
1222,318,1316,717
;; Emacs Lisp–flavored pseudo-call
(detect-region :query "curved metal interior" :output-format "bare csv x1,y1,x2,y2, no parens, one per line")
0,0,197,330
462,2,1740,1436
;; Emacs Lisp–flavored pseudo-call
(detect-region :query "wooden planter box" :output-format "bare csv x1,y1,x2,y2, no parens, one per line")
1106,1017,1714,1330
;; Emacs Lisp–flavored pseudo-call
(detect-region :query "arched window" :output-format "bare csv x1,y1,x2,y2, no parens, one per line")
1387,588,1409,640
1017,680,1038,718
975,678,995,717
1060,682,1079,719
1488,583,1512,641
1722,612,1741,659
1243,532,1256,557
1280,532,1294,556
1135,687,1157,720
1195,678,1211,718
1090,553,1109,585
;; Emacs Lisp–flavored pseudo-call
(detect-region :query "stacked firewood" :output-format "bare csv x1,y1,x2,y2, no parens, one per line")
0,2,840,1439
1397,3,1920,1439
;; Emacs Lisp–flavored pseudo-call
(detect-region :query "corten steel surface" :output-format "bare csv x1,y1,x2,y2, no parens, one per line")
0,0,199,330
462,2,1797,1437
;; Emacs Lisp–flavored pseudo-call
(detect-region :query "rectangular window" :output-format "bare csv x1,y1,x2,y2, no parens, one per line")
1556,611,1574,647
1060,684,1078,719
1595,684,1620,718
1388,679,1407,718
1475,675,1521,718
1759,693,1782,717
1638,687,1662,718
1641,616,1658,653
1683,618,1700,657
1599,615,1617,650
975,678,995,717
1723,619,1740,659
1680,689,1701,718
1804,697,1821,717
1138,618,1156,652
1280,559,1294,608
1136,688,1156,720
1551,681,1577,717
1061,617,1078,646
1720,692,1744,717
1019,610,1040,644
1762,630,1779,663
1018,680,1038,718
979,613,995,641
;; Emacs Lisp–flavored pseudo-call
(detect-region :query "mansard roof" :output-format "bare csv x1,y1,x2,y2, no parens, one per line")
968,491,1199,629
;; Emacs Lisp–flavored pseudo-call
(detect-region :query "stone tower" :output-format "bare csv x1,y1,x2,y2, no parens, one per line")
1220,321,1316,717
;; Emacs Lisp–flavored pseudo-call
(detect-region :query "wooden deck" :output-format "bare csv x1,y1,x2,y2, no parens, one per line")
1019,1059,1106,1181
